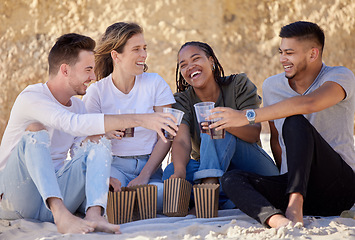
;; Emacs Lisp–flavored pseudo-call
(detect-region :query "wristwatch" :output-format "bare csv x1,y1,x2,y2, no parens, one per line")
245,109,256,125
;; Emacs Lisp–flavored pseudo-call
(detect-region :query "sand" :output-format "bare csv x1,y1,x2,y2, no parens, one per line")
1,208,355,240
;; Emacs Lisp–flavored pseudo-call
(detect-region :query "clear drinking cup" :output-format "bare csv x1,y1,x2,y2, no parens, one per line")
208,111,225,139
117,109,136,137
193,102,215,133
162,108,184,141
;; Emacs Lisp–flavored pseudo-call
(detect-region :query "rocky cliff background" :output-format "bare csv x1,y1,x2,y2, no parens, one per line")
1,0,354,141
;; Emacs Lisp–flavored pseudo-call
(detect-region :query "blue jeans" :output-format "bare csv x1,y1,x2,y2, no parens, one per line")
111,155,164,213
0,130,112,222
163,132,279,209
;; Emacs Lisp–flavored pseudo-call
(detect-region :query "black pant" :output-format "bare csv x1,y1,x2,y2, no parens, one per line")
221,115,355,226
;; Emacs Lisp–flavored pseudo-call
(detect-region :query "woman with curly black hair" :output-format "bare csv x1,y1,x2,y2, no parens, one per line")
162,41,279,209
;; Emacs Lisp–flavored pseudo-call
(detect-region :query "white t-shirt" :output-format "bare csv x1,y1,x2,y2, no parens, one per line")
263,64,355,174
0,83,105,171
83,72,175,156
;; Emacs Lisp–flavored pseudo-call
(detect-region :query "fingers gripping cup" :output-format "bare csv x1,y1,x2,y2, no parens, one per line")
208,111,225,139
193,102,215,133
163,108,184,141
117,109,136,137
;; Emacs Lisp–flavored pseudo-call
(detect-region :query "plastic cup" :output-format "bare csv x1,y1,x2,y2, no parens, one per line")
193,102,215,133
163,108,184,141
208,111,225,139
117,109,136,137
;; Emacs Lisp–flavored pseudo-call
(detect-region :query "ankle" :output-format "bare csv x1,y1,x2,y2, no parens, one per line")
86,206,104,218
201,177,219,184
285,192,304,224
287,193,303,209
47,197,68,217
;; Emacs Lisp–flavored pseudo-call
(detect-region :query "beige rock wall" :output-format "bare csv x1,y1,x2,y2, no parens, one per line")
1,0,355,141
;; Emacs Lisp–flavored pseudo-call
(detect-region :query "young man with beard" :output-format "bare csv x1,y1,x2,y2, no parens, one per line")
209,21,355,228
0,33,177,234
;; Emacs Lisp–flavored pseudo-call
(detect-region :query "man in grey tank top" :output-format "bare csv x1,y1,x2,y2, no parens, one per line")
209,21,355,228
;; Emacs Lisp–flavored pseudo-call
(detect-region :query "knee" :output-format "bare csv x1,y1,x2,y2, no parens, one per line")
25,122,46,132
282,115,309,136
283,115,305,127
23,128,50,146
85,137,112,162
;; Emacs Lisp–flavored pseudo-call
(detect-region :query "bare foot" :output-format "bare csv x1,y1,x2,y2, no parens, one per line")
201,177,219,184
54,207,97,234
285,193,304,226
49,197,97,234
266,214,291,228
85,207,121,234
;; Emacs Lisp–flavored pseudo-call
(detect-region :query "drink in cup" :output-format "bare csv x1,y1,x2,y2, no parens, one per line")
199,122,208,134
163,108,184,141
208,122,225,139
164,125,176,141
208,112,225,139
117,109,135,137
122,127,134,138
193,102,215,134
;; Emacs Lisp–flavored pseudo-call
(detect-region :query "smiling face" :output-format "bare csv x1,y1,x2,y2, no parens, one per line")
178,45,215,90
279,37,312,80
115,33,147,77
67,50,96,96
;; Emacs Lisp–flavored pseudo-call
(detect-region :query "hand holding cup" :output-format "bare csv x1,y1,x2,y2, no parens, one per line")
207,107,249,130
162,108,184,141
137,112,178,143
194,102,225,139
194,102,215,134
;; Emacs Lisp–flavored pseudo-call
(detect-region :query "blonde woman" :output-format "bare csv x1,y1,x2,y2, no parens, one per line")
83,22,175,212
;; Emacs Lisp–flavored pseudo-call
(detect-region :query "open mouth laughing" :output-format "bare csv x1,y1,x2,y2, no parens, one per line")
190,70,201,79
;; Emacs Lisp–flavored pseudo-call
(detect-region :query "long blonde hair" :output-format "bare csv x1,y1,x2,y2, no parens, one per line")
95,22,147,80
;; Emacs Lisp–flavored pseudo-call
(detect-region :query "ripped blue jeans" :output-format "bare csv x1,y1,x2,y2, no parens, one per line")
0,130,112,222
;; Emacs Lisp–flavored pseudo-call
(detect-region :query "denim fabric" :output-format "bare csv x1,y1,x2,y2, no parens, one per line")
163,132,278,182
111,155,164,213
162,132,279,209
195,132,279,182
0,130,112,222
162,159,200,185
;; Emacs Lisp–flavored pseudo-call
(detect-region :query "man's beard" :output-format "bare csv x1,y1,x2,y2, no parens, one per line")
284,59,307,80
